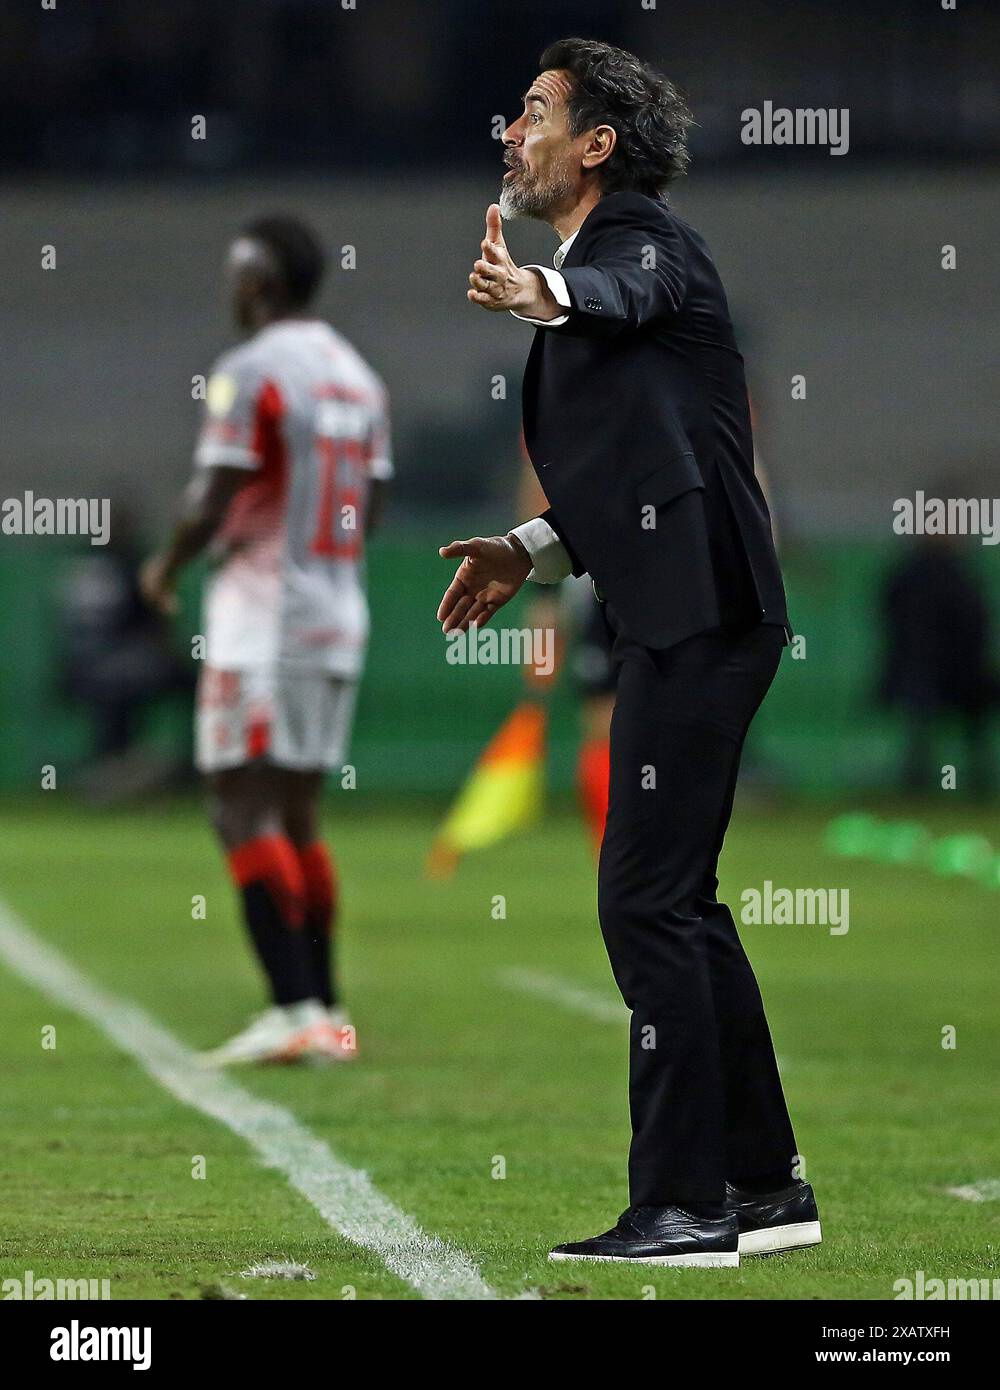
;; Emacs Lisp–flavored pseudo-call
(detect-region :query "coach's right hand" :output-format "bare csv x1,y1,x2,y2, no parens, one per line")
467,205,561,319
437,534,532,633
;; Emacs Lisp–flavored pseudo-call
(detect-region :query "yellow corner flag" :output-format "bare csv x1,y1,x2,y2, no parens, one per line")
425,700,546,878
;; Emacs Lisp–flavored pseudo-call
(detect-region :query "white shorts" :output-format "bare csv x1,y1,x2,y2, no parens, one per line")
195,666,358,773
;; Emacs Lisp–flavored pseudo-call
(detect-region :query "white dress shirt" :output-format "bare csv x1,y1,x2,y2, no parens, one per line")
508,232,579,582
510,229,578,327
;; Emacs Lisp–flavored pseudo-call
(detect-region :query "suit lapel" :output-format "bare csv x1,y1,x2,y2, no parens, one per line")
522,200,611,446
560,231,588,269
522,330,543,442
559,198,609,269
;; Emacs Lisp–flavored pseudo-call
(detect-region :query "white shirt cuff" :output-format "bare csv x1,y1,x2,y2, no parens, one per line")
510,266,571,327
510,516,573,584
194,444,260,470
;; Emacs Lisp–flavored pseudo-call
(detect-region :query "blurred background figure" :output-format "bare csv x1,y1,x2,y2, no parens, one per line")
58,504,194,800
517,443,615,850
878,531,998,799
141,213,392,1067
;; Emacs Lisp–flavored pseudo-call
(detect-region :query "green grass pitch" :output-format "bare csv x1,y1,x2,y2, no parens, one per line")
0,796,997,1300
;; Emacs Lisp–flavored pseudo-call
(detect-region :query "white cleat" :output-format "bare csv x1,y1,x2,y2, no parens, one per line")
197,1000,328,1067
304,1007,359,1063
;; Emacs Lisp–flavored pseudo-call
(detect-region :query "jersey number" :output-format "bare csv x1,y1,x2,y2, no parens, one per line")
310,436,365,559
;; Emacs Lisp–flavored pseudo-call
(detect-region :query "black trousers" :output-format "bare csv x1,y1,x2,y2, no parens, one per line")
597,614,797,1206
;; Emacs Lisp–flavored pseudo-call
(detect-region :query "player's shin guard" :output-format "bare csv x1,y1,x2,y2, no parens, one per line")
297,841,338,1008
227,835,312,1006
577,737,610,850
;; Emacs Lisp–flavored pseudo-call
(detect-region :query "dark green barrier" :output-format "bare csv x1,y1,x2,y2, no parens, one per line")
0,532,997,795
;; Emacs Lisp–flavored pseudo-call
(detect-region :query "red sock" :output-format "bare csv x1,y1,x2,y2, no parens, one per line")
297,841,339,1009
227,835,311,1005
577,737,610,851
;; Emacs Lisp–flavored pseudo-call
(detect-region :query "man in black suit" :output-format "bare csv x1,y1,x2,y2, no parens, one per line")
438,38,820,1267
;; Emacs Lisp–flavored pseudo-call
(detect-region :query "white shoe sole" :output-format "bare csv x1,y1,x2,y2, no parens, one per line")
548,1250,739,1268
738,1220,822,1255
196,1039,313,1068
305,1048,359,1064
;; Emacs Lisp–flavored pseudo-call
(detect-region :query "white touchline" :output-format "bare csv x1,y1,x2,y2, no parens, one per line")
0,899,497,1301
945,1180,1000,1203
498,966,788,1072
497,966,628,1025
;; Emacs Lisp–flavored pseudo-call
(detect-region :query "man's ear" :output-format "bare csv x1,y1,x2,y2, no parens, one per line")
581,123,617,172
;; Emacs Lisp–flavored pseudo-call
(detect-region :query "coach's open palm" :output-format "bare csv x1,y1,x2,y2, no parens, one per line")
437,535,532,632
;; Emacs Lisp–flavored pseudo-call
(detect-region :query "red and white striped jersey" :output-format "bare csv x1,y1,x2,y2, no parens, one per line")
195,318,392,675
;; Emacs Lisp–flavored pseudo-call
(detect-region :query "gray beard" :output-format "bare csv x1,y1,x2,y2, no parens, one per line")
499,168,574,222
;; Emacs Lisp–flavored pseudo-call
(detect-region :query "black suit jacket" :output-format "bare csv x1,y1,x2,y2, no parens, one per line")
521,190,789,650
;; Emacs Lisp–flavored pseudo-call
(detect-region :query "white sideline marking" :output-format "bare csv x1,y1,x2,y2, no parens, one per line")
240,1260,316,1281
0,900,496,1301
498,966,788,1071
945,1180,1000,1203
497,967,627,1025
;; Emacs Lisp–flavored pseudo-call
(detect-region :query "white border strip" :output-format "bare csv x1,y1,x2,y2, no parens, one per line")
497,966,628,1025
498,966,787,1072
945,1181,1000,1203
0,899,496,1301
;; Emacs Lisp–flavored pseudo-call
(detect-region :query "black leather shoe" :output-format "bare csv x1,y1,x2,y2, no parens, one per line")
726,1180,822,1255
549,1205,739,1267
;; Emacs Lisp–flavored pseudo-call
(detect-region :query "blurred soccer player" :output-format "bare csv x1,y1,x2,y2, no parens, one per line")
142,215,392,1065
518,446,614,849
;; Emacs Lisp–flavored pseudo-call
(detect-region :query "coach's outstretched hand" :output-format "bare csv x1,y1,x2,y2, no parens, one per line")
467,205,560,319
437,534,532,632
